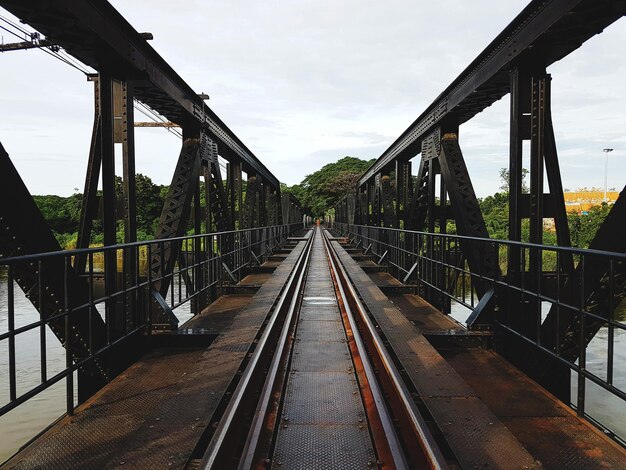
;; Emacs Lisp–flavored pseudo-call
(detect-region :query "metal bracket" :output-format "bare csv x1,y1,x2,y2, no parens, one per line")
250,248,261,266
403,262,418,283
222,261,238,283
378,250,388,265
466,288,496,329
149,289,179,331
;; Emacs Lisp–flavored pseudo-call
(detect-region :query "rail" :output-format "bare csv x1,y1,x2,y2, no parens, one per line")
333,222,626,444
198,227,448,468
322,228,447,469
0,223,301,419
199,228,314,468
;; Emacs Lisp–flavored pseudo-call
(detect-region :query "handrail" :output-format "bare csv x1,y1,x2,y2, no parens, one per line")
0,224,303,264
332,223,626,260
0,224,302,424
334,222,626,445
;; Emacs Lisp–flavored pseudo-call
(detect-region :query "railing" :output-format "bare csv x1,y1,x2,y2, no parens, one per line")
0,224,301,419
333,222,626,442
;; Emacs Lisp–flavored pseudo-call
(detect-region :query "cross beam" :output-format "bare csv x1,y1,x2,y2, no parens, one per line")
358,0,626,186
0,0,279,189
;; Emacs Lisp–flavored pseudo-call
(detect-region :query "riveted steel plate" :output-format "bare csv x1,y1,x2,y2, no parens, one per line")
273,229,375,469
290,341,352,373
281,371,366,425
294,320,344,343
272,424,376,470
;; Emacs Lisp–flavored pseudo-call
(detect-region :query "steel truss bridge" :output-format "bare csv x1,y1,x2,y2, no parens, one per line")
0,1,625,468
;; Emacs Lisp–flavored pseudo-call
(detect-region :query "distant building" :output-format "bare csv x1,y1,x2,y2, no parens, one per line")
542,190,617,231
563,190,619,214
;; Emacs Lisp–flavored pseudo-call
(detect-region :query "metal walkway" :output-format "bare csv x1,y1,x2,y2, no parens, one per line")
271,228,376,468
2,228,626,469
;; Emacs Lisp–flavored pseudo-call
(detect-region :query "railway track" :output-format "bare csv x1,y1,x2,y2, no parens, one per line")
193,226,448,469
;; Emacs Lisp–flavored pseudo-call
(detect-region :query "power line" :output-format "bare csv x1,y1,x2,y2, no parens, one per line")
1,14,190,143
134,102,182,138
0,18,91,74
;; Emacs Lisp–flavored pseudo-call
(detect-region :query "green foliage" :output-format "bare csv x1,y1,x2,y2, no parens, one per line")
36,173,166,249
33,194,82,234
567,203,612,248
479,192,509,240
479,190,608,248
114,174,166,237
283,156,374,216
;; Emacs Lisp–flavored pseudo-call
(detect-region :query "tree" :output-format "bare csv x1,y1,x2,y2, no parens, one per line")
33,193,82,234
114,174,166,238
499,167,529,193
568,203,612,248
479,192,509,240
283,156,374,216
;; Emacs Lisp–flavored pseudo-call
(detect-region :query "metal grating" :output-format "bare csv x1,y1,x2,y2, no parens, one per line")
4,240,310,469
331,239,540,469
272,228,375,469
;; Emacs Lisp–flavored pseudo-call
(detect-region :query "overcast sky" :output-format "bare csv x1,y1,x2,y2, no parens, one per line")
0,1,624,197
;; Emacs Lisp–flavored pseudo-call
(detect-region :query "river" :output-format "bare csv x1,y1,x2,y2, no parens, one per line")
0,268,624,462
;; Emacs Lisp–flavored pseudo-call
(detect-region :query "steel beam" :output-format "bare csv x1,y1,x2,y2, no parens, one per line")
1,0,279,189
0,143,109,399
358,0,625,186
437,133,497,296
75,77,102,273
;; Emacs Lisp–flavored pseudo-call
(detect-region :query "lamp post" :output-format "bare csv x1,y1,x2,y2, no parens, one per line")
603,148,614,202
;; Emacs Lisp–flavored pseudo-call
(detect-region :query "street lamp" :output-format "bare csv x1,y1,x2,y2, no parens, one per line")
603,148,614,202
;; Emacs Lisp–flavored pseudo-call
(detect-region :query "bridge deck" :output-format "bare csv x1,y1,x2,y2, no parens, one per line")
331,239,539,469
2,238,309,469
3,231,625,469
332,236,626,469
271,227,376,468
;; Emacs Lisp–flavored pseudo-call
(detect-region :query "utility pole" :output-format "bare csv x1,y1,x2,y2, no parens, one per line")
603,148,614,202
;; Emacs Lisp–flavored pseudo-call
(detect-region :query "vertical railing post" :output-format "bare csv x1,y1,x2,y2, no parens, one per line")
64,257,74,415
7,265,16,402
577,256,586,417
38,260,47,383
607,259,614,386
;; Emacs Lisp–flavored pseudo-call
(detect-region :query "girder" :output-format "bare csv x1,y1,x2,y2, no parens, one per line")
0,143,109,396
0,0,279,189
358,0,626,186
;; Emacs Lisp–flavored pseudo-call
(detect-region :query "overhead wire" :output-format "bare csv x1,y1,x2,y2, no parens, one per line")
133,101,183,138
1,13,182,139
0,15,91,74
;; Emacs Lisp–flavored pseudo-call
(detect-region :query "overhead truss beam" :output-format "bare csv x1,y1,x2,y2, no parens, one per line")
358,0,625,186
0,0,279,189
